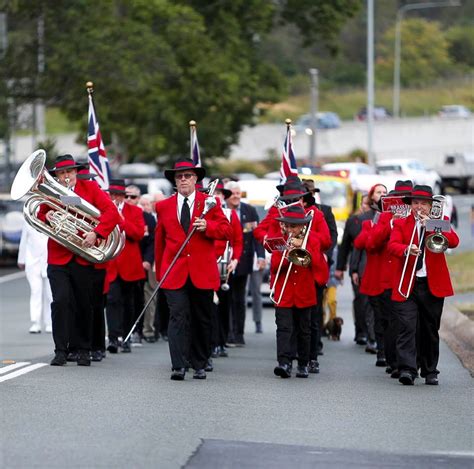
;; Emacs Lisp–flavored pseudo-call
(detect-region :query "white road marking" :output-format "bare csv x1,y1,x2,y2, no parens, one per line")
0,271,26,284
0,363,47,383
0,362,31,375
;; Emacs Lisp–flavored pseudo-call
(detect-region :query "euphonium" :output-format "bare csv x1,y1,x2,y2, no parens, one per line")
10,149,125,263
425,195,448,253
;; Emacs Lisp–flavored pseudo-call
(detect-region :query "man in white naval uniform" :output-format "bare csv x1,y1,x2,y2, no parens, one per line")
17,222,52,333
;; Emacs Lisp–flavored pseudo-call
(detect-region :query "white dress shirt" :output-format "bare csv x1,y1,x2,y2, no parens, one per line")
177,191,196,221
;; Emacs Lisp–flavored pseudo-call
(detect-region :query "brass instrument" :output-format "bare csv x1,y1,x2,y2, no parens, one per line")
270,209,314,305
217,208,233,291
397,195,447,298
10,149,125,263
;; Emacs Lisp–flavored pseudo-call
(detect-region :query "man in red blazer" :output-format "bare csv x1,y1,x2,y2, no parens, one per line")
105,179,146,353
37,155,121,366
155,158,232,381
388,185,459,386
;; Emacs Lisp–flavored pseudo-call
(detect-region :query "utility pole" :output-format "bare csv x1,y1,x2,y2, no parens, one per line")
367,0,375,166
309,68,318,167
393,1,461,118
0,12,12,181
33,13,46,148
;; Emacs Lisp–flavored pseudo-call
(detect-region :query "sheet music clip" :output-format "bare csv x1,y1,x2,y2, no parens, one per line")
60,195,82,206
426,219,450,233
264,237,290,252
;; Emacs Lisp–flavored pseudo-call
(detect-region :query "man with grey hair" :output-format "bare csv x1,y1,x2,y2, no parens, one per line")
224,181,266,346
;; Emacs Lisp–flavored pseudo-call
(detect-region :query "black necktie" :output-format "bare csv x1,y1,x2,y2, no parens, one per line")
416,227,426,271
180,197,190,233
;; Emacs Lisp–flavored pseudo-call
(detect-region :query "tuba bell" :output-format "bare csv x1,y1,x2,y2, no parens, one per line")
10,149,125,263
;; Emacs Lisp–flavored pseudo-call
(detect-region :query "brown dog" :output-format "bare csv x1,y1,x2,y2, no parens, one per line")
324,317,344,341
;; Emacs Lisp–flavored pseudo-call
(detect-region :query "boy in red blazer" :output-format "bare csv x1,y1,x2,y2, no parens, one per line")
388,185,459,386
155,159,232,381
270,206,320,379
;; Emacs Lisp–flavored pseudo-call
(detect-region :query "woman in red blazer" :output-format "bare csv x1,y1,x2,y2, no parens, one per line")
388,185,459,386
155,158,232,381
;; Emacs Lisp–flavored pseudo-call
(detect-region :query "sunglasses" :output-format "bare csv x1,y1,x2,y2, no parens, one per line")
125,195,138,200
175,173,195,180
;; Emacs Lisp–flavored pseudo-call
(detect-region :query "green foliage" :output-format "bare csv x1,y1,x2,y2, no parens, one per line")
377,19,452,87
1,0,358,164
446,25,474,68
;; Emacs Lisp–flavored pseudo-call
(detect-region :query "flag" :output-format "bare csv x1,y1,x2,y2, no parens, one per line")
279,124,298,184
87,93,110,189
190,123,201,167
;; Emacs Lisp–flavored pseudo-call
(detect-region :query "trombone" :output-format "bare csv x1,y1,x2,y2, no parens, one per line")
269,209,314,305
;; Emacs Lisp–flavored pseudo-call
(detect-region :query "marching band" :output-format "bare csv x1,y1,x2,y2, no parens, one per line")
10,139,460,386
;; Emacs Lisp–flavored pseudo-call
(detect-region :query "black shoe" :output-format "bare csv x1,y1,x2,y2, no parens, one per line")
90,350,103,362
399,371,414,385
66,351,78,362
211,347,219,358
385,366,393,374
50,351,67,366
308,360,320,374
356,337,368,346
170,368,185,381
376,356,387,367
273,364,291,378
143,335,156,343
219,346,228,358
235,339,245,348
205,359,213,372
317,350,324,356
365,342,377,354
425,375,439,385
193,369,207,380
255,322,263,334
390,369,401,379
296,366,309,378
107,338,119,354
121,341,132,353
160,334,168,342
77,351,91,366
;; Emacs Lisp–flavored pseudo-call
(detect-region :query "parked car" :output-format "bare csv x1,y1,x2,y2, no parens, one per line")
436,152,474,194
356,106,391,121
0,195,24,264
375,159,442,194
294,112,341,133
438,105,471,119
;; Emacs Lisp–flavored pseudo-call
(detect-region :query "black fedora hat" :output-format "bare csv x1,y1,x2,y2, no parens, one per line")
388,180,413,196
402,184,434,204
301,179,321,193
106,178,127,194
49,154,85,175
278,177,310,201
275,205,312,225
164,157,206,184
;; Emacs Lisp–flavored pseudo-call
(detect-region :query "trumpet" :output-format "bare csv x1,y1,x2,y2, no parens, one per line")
269,209,314,305
397,196,447,298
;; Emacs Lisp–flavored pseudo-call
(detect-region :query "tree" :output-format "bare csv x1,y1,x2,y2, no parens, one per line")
376,18,452,87
1,0,358,163
446,25,474,68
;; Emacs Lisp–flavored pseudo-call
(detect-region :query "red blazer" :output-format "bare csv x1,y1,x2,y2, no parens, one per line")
388,214,459,302
37,179,121,266
255,205,329,286
154,191,232,290
215,208,243,262
107,203,146,283
270,231,319,308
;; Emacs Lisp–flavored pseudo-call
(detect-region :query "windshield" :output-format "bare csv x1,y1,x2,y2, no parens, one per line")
317,181,348,208
377,164,402,174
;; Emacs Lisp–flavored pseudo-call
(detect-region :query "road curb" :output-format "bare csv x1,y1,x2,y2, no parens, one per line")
440,303,474,376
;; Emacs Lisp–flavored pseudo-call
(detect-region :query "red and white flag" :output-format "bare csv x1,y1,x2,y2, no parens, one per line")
279,122,298,183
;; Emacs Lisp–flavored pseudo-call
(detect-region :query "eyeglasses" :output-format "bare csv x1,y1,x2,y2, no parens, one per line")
175,173,195,180
125,195,138,200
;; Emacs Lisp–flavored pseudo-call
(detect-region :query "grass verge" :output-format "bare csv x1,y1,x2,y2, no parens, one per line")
447,250,474,295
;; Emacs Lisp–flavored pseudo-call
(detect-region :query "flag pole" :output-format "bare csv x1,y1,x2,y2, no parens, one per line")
285,118,291,159
189,120,196,161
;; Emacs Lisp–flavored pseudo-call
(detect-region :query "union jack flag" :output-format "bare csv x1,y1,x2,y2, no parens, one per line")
279,122,298,184
190,122,201,167
87,93,110,189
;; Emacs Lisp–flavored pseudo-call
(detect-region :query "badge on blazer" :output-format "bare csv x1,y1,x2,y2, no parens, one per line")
243,221,257,233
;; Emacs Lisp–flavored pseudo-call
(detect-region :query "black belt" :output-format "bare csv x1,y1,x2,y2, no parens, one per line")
415,276,427,283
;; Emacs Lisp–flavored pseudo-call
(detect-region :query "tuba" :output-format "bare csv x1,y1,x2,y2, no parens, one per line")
10,149,125,263
425,195,449,254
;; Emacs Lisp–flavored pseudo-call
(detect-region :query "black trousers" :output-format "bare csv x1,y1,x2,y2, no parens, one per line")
276,306,311,366
106,276,137,341
133,279,145,335
392,278,444,377
309,284,325,360
212,288,230,349
164,278,213,370
229,274,248,343
379,288,398,368
368,293,387,355
91,269,106,352
351,279,369,341
47,261,94,353
154,289,170,337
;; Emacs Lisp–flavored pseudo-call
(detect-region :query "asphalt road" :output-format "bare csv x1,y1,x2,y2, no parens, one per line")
0,269,472,468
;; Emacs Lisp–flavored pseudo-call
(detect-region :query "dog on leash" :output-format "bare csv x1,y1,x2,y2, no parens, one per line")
324,317,344,341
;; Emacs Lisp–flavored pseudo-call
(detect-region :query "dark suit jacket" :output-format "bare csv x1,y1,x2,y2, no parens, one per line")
314,203,337,263
235,202,265,277
141,211,156,265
